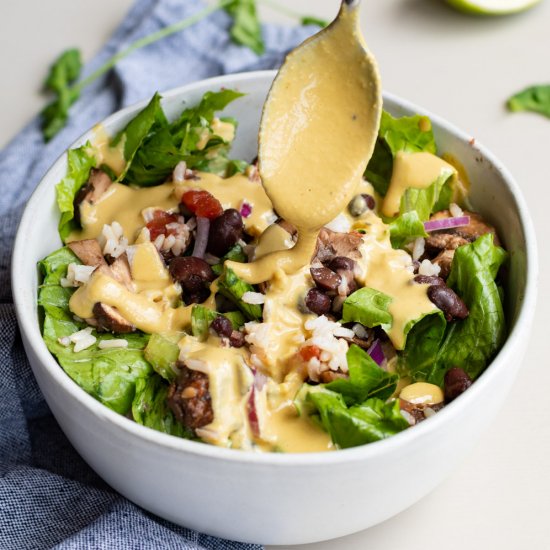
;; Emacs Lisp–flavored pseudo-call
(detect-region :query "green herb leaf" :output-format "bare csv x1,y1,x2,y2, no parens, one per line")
55,144,96,241
342,287,393,330
300,16,328,28
212,244,247,275
324,345,398,405
132,375,192,438
225,0,265,55
306,388,408,449
41,49,82,142
191,305,246,340
218,267,262,320
507,84,550,119
365,111,436,196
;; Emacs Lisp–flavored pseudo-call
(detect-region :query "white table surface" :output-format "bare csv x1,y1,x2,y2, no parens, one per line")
3,1,550,548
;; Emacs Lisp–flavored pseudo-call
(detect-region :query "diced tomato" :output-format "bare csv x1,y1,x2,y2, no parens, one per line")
146,210,179,240
299,345,321,362
181,189,223,219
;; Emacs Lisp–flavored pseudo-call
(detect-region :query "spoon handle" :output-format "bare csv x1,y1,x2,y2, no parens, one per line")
343,0,361,7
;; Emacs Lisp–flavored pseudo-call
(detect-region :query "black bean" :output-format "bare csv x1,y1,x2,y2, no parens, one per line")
211,315,233,338
412,260,421,274
427,285,469,322
326,256,356,272
305,288,332,315
414,275,446,286
310,266,341,291
229,330,245,348
207,208,243,257
169,257,215,294
444,367,472,402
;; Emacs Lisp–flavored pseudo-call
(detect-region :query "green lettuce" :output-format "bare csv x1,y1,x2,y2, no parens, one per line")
217,267,262,321
132,375,192,438
324,345,398,405
121,89,245,186
55,144,96,241
365,111,436,195
429,233,507,385
306,388,408,449
211,244,247,275
143,332,181,383
389,210,427,249
190,305,246,340
341,287,393,331
38,247,152,414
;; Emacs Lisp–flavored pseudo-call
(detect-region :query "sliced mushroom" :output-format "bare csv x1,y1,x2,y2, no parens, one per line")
92,303,135,333
108,253,135,291
432,249,455,280
425,233,468,255
73,168,112,225
67,239,107,268
314,228,362,263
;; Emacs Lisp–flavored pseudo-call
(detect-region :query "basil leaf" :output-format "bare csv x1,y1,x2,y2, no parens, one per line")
38,247,152,414
41,49,82,141
325,344,398,405
342,287,393,330
430,234,507,385
225,0,265,55
55,144,96,241
132,376,192,438
306,388,408,449
217,267,262,320
365,111,436,196
507,84,550,119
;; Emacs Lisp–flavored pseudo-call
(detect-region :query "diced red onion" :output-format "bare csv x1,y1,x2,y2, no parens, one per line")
247,386,260,437
367,339,385,367
423,215,470,232
192,216,210,259
240,201,252,218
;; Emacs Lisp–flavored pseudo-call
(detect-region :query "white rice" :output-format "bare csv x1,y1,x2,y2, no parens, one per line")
401,409,415,426
60,263,96,288
449,202,463,218
352,323,369,339
412,237,425,261
173,161,187,183
324,213,351,234
242,291,266,305
424,406,437,418
58,336,71,347
67,327,97,352
101,222,128,259
98,339,129,350
418,259,441,277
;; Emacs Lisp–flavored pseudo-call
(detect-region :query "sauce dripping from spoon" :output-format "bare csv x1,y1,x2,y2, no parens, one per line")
227,0,382,284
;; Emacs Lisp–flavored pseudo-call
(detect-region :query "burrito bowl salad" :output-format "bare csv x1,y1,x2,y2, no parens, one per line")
38,90,507,452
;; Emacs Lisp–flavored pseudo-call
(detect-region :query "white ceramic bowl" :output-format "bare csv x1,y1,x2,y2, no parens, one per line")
12,71,537,545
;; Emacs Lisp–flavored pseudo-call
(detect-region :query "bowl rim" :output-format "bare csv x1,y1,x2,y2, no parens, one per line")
12,69,538,466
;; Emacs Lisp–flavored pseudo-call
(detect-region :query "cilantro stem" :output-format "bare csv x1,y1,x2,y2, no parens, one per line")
258,0,316,22
73,0,233,94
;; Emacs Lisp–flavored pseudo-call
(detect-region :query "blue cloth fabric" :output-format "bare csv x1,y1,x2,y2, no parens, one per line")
0,1,315,548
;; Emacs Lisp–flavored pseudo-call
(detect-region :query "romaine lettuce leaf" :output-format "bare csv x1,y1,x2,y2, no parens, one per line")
211,244,247,275
38,247,152,414
389,210,427,249
324,344,398,405
341,287,393,330
306,388,408,449
132,375,192,438
55,144,96,241
122,89,245,186
429,233,507,385
365,111,436,196
190,305,246,341
217,267,262,321
143,332,181,383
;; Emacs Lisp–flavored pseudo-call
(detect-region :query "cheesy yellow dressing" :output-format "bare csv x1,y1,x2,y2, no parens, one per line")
381,151,457,218
178,334,254,449
227,1,381,284
355,211,436,350
196,118,235,150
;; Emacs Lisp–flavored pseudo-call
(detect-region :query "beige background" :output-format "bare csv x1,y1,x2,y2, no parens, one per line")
2,1,550,548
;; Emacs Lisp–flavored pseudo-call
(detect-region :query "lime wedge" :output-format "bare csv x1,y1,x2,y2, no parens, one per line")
445,0,541,14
